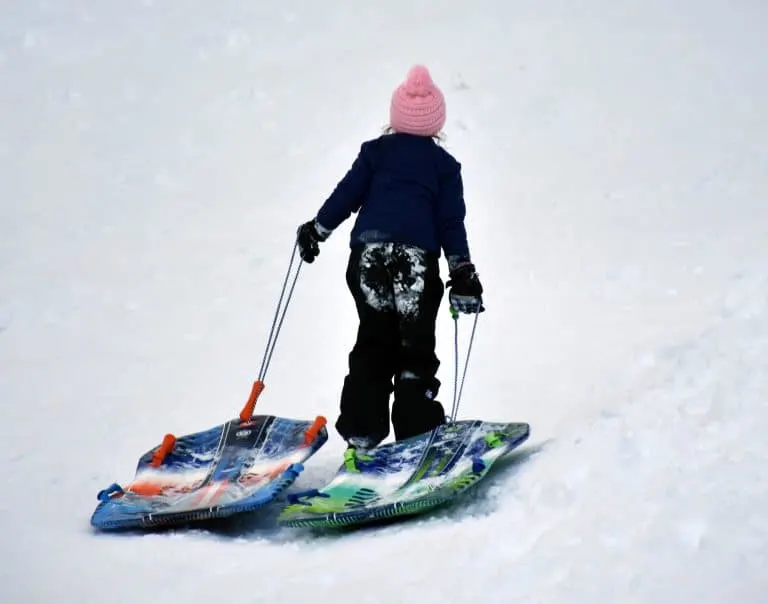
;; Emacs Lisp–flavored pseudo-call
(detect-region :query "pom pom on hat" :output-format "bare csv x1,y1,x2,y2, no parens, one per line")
389,65,446,137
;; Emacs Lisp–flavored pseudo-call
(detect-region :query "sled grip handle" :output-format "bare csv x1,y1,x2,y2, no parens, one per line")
149,433,177,467
239,380,265,422
304,416,327,445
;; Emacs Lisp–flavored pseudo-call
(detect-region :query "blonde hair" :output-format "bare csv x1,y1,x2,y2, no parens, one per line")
382,125,446,144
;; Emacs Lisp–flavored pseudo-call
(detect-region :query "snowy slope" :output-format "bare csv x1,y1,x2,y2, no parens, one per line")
2,0,767,602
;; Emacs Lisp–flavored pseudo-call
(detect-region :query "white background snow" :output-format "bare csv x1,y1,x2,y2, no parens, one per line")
2,0,767,602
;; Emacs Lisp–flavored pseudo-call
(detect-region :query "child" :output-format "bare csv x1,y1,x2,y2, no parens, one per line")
296,64,484,451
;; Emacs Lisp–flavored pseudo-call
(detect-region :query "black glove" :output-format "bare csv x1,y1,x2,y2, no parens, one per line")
296,220,328,263
447,263,485,314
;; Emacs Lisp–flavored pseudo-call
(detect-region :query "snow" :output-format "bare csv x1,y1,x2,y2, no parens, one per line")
1,0,767,602
356,243,430,316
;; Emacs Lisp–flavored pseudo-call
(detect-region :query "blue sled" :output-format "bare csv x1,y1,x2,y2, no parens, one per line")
91,414,328,531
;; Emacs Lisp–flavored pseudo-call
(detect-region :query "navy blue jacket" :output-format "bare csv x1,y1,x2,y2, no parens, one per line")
315,133,471,265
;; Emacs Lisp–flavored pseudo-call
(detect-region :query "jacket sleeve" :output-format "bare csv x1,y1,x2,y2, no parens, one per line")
315,142,373,232
436,162,471,269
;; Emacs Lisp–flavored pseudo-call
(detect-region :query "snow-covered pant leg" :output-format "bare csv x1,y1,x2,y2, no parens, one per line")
335,243,446,444
388,245,446,441
335,245,398,445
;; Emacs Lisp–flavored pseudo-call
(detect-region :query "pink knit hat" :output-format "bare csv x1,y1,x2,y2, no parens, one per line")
389,65,446,137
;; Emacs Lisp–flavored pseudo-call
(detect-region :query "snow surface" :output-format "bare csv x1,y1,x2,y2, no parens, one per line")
2,0,768,602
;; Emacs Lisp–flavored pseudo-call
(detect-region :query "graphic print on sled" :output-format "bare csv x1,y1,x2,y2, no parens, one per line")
91,414,327,531
278,419,530,528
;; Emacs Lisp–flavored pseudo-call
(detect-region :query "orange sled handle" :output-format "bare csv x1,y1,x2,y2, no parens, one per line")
304,416,327,445
149,433,177,467
239,380,265,422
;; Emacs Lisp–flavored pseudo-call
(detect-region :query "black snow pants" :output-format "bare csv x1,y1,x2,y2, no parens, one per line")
335,242,447,445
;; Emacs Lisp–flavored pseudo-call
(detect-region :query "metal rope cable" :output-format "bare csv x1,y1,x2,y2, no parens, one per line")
257,241,302,383
449,306,481,421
